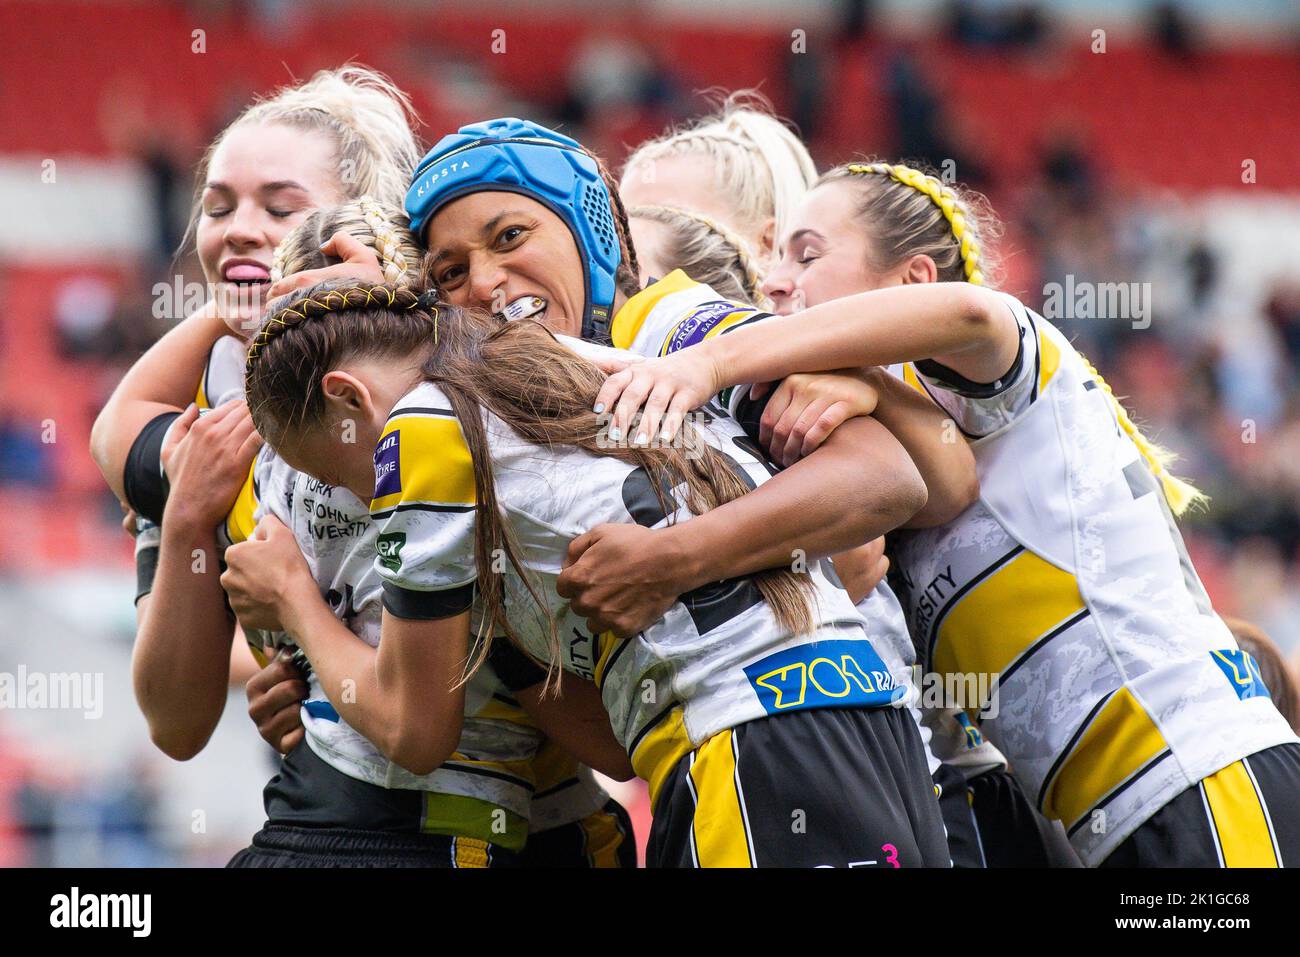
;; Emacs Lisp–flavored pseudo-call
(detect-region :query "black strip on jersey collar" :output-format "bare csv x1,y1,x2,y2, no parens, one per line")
913,327,1024,399
385,405,456,423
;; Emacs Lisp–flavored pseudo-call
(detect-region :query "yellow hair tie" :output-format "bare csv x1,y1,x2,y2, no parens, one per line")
847,162,985,285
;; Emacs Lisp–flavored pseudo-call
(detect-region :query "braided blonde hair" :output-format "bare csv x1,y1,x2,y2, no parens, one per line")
828,160,1204,515
822,161,1001,286
630,205,768,306
622,91,816,252
270,197,421,286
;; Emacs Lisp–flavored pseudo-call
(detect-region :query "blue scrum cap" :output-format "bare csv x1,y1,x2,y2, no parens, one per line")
406,117,622,343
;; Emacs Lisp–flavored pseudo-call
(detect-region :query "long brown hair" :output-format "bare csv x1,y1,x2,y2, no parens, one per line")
245,280,815,683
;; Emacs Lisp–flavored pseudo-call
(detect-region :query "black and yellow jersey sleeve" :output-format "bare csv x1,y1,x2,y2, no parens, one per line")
369,382,478,620
221,457,260,546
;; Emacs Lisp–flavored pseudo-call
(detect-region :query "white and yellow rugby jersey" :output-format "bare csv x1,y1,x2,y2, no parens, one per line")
609,269,771,358
194,335,247,410
182,341,613,849
370,378,905,808
888,291,1298,865
613,278,954,787
245,459,554,849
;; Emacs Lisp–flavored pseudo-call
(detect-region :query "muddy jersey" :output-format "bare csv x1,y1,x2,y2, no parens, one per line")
888,291,1297,865
371,377,909,807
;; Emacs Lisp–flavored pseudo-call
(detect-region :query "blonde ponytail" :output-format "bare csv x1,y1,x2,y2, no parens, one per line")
1080,359,1207,516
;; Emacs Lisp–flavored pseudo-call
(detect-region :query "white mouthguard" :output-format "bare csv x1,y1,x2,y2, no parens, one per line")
498,296,546,322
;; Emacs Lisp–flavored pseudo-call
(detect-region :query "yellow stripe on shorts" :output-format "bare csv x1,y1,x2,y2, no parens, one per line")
451,836,491,868
687,730,754,868
1202,760,1279,868
579,808,626,868
631,706,693,810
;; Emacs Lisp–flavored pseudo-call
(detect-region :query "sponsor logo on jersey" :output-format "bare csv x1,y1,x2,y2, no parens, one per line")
373,432,401,498
954,710,985,748
743,639,902,716
661,300,745,355
1211,649,1269,701
377,532,407,572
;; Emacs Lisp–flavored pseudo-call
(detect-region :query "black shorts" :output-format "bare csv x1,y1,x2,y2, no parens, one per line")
937,764,1073,867
1100,742,1300,868
228,824,517,868
228,741,519,867
518,797,637,868
646,706,951,868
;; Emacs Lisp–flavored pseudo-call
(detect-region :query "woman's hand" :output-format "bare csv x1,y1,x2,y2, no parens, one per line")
755,369,881,467
592,346,724,448
556,524,691,637
221,516,317,632
265,231,386,303
162,401,263,532
829,538,890,604
245,650,308,754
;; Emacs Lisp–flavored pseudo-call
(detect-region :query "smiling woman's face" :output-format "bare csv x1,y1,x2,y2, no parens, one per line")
196,122,343,328
761,180,880,315
423,191,586,338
